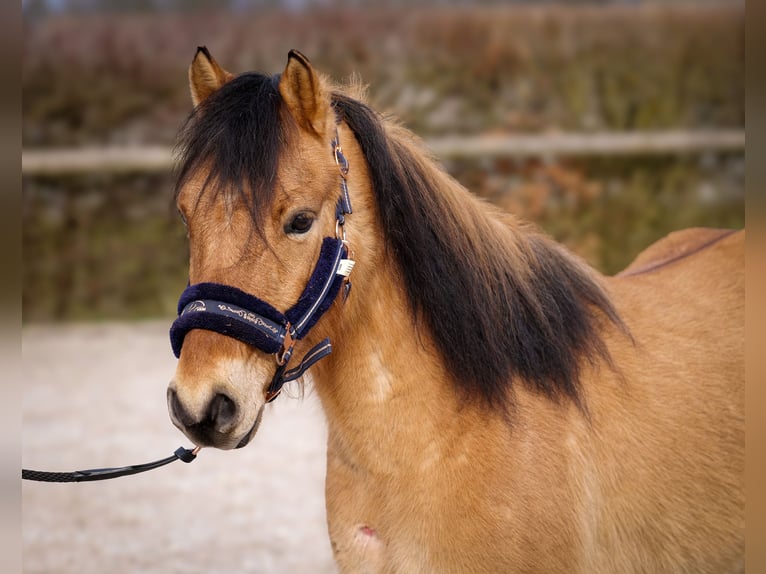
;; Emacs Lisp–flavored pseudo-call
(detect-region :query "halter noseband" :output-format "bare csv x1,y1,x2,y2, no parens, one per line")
169,131,354,402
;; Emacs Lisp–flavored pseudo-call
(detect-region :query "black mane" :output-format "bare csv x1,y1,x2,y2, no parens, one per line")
174,74,623,410
174,72,287,230
332,93,624,409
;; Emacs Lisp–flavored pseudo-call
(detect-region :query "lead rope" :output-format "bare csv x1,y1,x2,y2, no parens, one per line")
25,133,353,481
22,446,200,483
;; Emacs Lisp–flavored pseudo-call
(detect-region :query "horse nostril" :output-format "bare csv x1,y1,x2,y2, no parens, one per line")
207,393,237,432
167,387,239,438
167,387,195,428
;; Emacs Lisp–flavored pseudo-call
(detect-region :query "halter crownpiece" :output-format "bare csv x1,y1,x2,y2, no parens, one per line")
170,130,354,402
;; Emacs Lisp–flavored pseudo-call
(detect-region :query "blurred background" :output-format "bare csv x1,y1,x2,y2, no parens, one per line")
22,0,745,323
20,2,745,573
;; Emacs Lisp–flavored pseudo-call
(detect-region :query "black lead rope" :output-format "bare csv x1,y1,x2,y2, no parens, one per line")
22,446,200,483
24,130,352,485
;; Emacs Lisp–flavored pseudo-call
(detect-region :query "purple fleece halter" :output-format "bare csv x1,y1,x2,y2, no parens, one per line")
169,131,354,402
170,237,348,359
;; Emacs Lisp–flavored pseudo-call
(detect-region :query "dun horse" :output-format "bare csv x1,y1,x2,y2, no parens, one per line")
167,48,744,573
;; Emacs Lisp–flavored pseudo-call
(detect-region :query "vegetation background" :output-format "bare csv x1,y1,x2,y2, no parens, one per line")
22,0,745,322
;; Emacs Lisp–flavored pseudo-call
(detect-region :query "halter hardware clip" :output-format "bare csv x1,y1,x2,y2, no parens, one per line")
276,323,295,366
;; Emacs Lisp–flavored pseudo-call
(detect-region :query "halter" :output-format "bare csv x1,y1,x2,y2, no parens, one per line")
169,130,354,402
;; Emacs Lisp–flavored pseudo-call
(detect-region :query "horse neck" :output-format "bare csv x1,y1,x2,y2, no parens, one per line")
307,117,616,474
310,249,471,473
308,128,506,472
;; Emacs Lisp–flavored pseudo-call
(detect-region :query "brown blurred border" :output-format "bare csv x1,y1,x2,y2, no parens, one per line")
15,3,754,573
745,0,765,570
1,0,21,572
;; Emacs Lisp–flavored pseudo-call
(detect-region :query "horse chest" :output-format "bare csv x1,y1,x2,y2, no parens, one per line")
324,437,467,572
321,413,596,573
324,447,398,573
323,442,523,573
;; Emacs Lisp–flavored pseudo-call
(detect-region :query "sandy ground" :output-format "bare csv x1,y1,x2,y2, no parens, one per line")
22,321,337,574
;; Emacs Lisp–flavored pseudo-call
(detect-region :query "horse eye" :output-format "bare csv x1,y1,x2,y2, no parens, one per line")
285,212,315,234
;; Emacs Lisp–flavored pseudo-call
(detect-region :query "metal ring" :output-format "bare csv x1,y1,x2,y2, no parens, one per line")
276,324,295,366
335,219,346,242
334,145,350,177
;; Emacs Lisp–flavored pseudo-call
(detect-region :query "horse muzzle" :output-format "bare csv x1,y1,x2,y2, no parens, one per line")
167,385,266,450
166,337,272,451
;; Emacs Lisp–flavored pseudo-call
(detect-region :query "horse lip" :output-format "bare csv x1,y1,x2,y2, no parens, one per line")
235,404,265,449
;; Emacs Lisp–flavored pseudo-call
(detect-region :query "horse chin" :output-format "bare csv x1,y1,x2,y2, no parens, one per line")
235,404,265,449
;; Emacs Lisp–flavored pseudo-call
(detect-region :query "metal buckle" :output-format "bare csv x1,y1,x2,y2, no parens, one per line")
334,141,349,177
335,219,347,243
275,323,295,366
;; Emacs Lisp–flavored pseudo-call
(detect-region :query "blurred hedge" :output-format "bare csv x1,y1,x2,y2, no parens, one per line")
23,4,743,146
22,4,744,321
22,152,744,322
23,172,188,321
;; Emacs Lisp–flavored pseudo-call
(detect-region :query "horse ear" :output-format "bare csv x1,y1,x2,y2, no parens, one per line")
189,46,234,107
279,50,329,135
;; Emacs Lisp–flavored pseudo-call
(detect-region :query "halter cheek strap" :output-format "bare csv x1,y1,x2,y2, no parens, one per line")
169,130,354,403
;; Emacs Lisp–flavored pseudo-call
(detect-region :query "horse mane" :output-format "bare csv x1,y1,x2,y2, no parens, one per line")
173,70,624,410
332,91,624,409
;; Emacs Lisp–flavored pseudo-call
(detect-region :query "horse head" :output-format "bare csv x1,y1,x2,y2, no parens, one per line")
167,48,357,450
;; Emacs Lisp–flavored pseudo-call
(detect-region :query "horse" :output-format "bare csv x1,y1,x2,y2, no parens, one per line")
166,47,744,573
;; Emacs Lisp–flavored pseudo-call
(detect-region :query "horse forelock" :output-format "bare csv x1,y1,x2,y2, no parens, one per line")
174,72,290,232
332,92,625,411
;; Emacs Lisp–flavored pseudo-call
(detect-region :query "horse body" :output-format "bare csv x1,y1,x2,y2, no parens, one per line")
314,153,744,573
168,48,744,573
